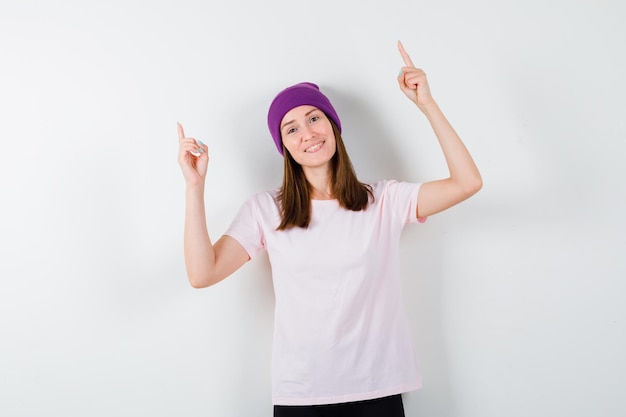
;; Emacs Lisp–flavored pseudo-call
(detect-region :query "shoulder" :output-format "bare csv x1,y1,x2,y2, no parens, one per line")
244,188,280,206
229,188,281,229
368,180,422,206
237,188,281,219
369,179,419,195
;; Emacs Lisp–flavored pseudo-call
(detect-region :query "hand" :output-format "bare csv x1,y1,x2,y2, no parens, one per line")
397,41,434,108
177,122,209,186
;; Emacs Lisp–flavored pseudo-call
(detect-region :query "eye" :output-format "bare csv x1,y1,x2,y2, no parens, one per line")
285,126,297,135
309,115,320,123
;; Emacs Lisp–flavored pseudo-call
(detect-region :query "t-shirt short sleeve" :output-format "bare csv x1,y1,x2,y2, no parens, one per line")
381,180,423,225
224,195,267,259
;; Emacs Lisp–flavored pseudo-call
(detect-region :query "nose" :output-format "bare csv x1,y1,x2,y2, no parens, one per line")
302,125,314,141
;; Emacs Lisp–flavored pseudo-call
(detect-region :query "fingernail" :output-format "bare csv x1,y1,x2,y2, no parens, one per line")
398,70,403,77
198,140,205,146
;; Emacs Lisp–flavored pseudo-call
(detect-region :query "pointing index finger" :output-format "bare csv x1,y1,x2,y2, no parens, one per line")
397,40,415,68
177,122,185,141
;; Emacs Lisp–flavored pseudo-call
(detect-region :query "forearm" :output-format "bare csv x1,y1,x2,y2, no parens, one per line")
183,183,216,288
420,100,482,193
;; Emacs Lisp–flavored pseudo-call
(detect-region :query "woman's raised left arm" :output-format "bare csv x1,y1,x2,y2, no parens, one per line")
397,41,482,219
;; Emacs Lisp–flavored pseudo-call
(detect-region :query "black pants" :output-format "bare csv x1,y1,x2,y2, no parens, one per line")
274,394,405,417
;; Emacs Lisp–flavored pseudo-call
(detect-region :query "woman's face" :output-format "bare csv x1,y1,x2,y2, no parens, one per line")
280,105,336,169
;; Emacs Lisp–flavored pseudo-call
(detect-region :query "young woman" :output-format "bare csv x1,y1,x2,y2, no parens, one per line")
177,41,482,417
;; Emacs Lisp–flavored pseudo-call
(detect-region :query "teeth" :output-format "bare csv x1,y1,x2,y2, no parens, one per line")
305,142,323,152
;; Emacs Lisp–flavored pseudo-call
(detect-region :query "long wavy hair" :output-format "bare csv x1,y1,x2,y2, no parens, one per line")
276,119,373,230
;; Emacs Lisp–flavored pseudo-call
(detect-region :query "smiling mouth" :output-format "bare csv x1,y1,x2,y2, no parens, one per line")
304,141,325,153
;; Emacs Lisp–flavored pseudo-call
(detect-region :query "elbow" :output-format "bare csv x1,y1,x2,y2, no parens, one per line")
189,279,208,289
187,273,216,289
471,175,483,195
462,174,483,198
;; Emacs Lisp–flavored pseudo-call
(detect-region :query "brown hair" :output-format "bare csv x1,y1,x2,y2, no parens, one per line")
276,120,373,230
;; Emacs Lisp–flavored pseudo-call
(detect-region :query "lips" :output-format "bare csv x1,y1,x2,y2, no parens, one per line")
304,141,325,153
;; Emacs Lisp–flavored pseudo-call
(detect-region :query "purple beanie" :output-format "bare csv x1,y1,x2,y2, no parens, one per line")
267,82,342,155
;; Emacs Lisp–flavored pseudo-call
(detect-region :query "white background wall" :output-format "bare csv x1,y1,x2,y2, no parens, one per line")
1,0,624,416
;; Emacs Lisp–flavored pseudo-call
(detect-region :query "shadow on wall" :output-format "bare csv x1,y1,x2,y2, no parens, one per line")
401,225,455,417
235,94,284,193
323,85,406,182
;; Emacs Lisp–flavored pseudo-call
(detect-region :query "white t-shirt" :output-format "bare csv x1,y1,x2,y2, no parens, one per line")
225,180,423,406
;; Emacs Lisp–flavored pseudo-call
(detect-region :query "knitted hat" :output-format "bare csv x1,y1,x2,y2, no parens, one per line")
267,82,342,155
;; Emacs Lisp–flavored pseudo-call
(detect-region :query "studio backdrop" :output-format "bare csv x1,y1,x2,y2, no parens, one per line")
1,1,624,416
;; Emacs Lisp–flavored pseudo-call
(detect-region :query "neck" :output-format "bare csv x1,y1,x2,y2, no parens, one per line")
304,166,333,200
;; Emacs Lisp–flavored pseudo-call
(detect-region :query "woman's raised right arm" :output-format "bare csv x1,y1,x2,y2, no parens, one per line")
178,123,250,288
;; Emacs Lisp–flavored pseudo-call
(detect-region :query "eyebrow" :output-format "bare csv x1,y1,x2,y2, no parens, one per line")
280,108,319,131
